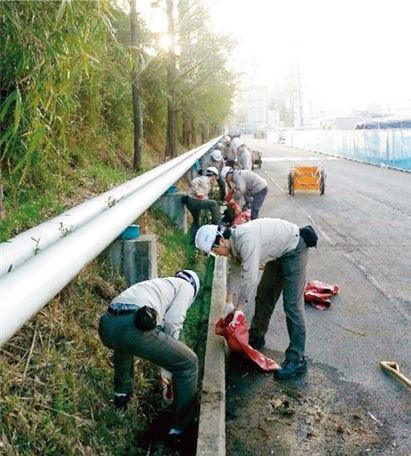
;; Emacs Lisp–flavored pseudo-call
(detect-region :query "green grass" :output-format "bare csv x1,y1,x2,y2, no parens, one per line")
0,211,211,455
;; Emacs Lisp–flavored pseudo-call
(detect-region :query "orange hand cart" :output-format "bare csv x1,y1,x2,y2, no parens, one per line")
288,166,326,196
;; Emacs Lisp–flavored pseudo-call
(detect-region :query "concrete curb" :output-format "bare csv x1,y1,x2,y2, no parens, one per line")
196,256,227,456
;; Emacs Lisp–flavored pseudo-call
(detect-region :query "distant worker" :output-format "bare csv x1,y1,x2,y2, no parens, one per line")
221,167,268,220
231,137,252,170
195,220,318,379
98,270,200,441
201,147,226,200
183,166,221,240
223,136,237,167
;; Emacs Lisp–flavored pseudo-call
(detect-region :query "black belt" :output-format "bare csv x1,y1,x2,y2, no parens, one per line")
108,303,139,316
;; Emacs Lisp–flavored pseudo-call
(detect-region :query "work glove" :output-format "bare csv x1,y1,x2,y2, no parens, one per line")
160,368,173,405
228,310,244,328
223,302,235,317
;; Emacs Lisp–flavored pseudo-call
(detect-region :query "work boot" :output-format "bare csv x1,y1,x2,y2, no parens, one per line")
249,335,265,350
274,357,307,380
113,392,132,411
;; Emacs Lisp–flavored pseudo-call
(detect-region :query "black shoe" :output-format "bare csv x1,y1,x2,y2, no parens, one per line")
165,424,198,454
249,335,265,350
113,392,132,410
274,357,307,380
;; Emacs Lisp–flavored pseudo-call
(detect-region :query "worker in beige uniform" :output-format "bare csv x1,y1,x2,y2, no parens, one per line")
221,166,268,219
231,137,252,170
195,220,318,379
98,270,200,440
201,148,226,200
223,136,237,167
182,166,221,241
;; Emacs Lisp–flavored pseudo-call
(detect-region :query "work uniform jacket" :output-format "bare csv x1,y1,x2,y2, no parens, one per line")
231,170,267,201
111,277,195,340
189,176,211,199
224,143,237,163
237,147,252,170
227,218,299,306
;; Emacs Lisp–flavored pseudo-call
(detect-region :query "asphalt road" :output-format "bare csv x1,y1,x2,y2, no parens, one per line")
228,137,411,454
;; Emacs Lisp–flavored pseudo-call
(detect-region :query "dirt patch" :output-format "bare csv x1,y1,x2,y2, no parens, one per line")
226,350,399,456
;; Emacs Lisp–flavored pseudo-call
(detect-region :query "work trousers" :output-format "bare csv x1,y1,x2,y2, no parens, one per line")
250,237,308,361
99,312,198,429
185,196,221,239
250,186,268,220
217,175,226,200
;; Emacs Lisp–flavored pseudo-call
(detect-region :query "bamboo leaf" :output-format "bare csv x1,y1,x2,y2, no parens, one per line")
13,87,22,134
0,91,17,123
56,0,68,25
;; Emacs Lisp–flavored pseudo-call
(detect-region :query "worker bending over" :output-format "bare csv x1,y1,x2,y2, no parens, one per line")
98,270,200,440
195,220,318,379
221,166,268,220
201,147,226,200
183,166,221,240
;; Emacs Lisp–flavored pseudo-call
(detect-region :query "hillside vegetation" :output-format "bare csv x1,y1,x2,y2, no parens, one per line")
0,1,232,453
0,0,234,235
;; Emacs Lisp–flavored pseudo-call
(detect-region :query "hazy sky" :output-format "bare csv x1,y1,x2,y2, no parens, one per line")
209,0,411,116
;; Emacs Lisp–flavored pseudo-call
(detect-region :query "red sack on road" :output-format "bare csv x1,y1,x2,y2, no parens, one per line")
215,312,279,371
304,280,340,310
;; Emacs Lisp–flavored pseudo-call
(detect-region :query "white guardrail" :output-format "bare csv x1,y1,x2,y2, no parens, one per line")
0,138,219,346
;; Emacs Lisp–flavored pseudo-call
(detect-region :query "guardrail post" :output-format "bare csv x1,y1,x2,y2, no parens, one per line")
110,234,158,286
155,190,188,233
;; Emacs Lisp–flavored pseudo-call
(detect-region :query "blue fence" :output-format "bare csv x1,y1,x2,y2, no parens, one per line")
268,130,411,171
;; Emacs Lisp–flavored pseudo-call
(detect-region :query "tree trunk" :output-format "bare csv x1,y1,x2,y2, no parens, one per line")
182,111,191,147
165,0,177,158
191,118,196,144
130,0,143,170
0,164,5,221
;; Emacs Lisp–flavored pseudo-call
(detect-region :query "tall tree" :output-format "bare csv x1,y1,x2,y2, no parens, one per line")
0,165,5,220
130,0,143,170
165,0,178,157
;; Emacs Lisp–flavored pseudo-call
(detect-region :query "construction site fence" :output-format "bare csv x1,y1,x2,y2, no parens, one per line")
267,129,411,171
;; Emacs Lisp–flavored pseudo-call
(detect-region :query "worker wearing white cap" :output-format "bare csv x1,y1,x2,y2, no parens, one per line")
194,220,317,380
99,270,201,440
201,148,226,199
221,167,268,219
182,166,221,241
231,138,252,170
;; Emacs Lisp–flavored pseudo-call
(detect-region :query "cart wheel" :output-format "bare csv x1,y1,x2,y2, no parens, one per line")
288,173,294,196
320,171,325,195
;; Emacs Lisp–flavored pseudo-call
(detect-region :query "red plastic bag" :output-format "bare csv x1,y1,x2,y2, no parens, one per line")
224,188,251,226
304,280,340,310
215,312,279,371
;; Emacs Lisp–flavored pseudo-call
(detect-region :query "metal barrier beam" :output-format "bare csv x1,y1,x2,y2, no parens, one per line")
0,138,219,277
0,139,218,346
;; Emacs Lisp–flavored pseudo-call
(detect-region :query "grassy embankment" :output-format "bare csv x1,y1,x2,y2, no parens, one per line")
0,143,212,455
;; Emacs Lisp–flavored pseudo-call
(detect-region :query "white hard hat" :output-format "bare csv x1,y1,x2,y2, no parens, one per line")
231,137,244,151
220,166,234,179
206,166,219,177
175,269,200,299
195,225,219,254
223,135,231,143
211,150,223,161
